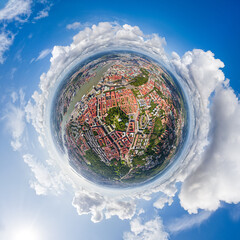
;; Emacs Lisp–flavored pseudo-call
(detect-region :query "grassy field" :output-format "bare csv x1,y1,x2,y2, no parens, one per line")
132,155,146,166
148,117,164,149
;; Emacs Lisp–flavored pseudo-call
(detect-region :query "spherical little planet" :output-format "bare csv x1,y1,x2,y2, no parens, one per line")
51,51,187,188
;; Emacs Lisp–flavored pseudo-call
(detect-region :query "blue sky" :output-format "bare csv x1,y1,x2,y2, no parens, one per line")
0,1,240,240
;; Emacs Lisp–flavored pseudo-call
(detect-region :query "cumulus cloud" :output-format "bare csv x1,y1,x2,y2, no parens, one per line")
167,48,240,218
3,89,25,151
72,190,136,223
179,86,240,213
168,211,212,233
105,200,136,220
72,190,105,223
0,0,32,22
165,50,223,182
171,50,225,109
123,217,169,240
153,194,173,209
23,154,67,195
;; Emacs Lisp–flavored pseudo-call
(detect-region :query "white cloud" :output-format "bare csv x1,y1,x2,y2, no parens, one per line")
23,154,67,195
34,5,51,20
72,190,136,223
34,9,48,20
166,50,224,182
10,91,18,103
137,208,145,216
138,49,240,216
25,90,45,135
0,0,51,64
123,217,169,240
72,190,105,223
168,211,212,233
0,0,32,22
23,22,240,225
23,23,169,223
169,49,240,215
25,22,167,140
34,48,52,62
153,194,173,209
179,86,240,213
105,200,136,220
66,22,82,30
10,67,17,79
3,89,25,151
0,31,14,63
171,50,225,109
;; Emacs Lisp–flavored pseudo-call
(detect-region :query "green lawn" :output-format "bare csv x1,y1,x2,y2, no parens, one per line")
130,68,149,86
105,107,129,131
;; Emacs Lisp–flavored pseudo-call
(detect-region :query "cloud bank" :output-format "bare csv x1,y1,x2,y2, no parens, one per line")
9,22,240,231
179,86,240,213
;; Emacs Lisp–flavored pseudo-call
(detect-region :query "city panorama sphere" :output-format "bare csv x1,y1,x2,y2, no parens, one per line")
51,51,188,188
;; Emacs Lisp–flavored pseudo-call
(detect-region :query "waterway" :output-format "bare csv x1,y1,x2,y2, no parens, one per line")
61,62,113,137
